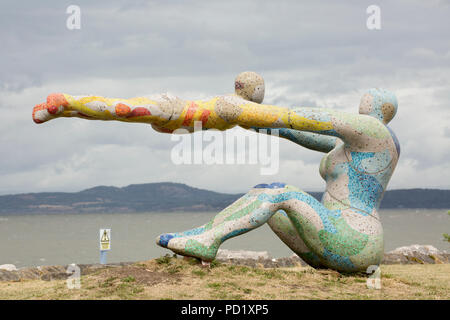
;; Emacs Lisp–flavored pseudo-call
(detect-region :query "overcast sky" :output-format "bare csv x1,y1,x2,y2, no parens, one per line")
0,0,449,195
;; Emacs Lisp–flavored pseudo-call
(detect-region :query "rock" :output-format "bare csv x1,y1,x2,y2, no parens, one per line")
0,270,20,282
0,264,17,271
17,268,41,280
274,256,308,267
388,244,445,256
385,245,449,265
216,249,271,260
0,262,139,282
215,251,307,268
41,272,70,281
382,253,410,265
37,265,67,273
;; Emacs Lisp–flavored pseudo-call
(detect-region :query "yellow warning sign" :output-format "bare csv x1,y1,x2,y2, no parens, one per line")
99,229,111,251
101,230,109,242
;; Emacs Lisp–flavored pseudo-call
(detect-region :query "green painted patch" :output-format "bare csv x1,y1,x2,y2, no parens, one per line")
224,199,262,222
185,239,219,261
334,113,389,139
298,251,323,268
318,217,368,256
323,199,350,210
285,209,324,255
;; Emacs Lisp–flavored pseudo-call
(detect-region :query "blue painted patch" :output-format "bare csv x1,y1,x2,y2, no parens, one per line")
277,209,289,218
221,228,249,242
347,152,384,213
158,233,174,247
252,127,337,152
253,182,286,189
386,125,401,156
257,191,341,234
299,251,323,267
322,248,357,271
367,88,398,122
277,128,300,142
159,225,209,247
172,226,207,238
249,207,274,227
253,183,269,188
316,129,342,138
255,126,341,139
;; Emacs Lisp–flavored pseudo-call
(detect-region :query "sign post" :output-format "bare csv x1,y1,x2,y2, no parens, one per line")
99,229,111,264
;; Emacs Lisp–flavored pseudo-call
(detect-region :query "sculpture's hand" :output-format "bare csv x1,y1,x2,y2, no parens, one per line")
32,93,176,127
32,93,71,124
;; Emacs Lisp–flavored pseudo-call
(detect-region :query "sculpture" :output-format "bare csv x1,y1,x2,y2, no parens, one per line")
32,72,400,272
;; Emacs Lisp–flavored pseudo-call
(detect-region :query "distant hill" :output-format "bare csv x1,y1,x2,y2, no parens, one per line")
0,183,449,215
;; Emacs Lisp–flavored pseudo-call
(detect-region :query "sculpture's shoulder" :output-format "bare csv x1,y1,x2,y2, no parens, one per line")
332,113,392,142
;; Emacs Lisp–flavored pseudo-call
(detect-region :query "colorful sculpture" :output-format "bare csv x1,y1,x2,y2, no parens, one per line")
32,72,400,272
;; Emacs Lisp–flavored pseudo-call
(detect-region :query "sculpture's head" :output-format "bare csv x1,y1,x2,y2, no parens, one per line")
359,88,398,124
234,71,265,103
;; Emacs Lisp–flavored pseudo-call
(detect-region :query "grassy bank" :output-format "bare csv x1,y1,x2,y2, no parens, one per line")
0,256,449,300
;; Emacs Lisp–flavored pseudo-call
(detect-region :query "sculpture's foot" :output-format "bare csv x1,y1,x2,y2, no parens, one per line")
32,93,69,124
156,231,219,262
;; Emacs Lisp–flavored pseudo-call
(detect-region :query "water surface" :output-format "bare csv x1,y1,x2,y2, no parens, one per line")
0,209,448,268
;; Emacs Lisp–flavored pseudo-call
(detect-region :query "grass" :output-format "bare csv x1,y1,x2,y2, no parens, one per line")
0,256,449,300
121,276,136,283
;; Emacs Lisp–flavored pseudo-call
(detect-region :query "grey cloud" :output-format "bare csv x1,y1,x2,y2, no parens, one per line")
2,1,449,88
0,0,449,194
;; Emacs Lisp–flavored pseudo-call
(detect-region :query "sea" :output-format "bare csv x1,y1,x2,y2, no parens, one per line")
0,209,449,268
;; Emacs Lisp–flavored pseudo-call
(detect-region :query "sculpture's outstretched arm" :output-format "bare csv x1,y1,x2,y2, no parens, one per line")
227,103,385,147
253,128,337,153
32,93,239,132
32,93,188,128
32,93,383,147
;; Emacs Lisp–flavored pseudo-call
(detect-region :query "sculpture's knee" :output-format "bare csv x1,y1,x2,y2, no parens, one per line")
252,183,303,194
252,182,286,190
251,183,308,213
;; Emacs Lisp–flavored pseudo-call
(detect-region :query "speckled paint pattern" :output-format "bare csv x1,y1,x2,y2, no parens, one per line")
32,72,400,272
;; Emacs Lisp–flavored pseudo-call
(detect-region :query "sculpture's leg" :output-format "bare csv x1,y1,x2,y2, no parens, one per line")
267,210,325,268
156,183,309,262
155,184,323,263
259,188,383,272
155,190,266,261
157,183,382,272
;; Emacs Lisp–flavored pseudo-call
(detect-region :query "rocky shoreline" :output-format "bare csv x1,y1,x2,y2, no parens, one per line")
0,245,448,282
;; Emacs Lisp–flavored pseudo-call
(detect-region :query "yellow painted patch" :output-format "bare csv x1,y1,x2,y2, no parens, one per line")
197,99,233,130
289,112,333,131
236,103,289,127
